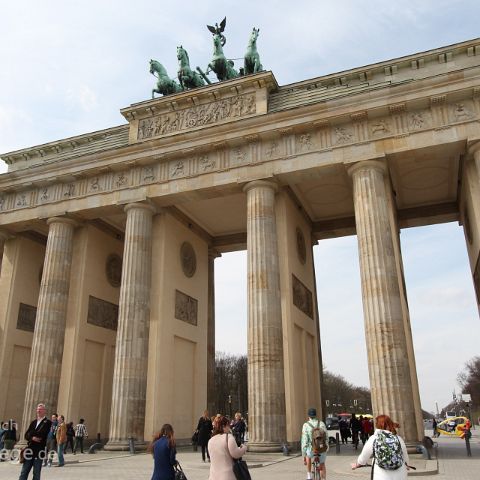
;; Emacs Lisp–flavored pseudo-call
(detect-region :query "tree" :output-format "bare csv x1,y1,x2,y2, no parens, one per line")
214,352,248,418
322,370,372,414
457,356,480,405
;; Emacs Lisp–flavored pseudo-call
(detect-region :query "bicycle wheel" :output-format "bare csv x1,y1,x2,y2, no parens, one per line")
312,458,320,480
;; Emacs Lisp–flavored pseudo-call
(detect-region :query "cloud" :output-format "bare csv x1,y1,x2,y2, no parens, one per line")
66,85,98,112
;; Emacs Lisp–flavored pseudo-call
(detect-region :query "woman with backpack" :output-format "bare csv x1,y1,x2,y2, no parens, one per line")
351,414,410,479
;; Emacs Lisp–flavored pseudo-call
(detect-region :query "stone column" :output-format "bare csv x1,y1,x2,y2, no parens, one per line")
471,141,480,180
207,248,220,415
0,229,9,273
243,180,286,452
20,217,76,434
348,160,418,443
105,202,155,450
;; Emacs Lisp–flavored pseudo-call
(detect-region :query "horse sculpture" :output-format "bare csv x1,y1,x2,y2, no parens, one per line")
244,27,263,75
177,46,205,90
149,59,182,98
205,33,239,82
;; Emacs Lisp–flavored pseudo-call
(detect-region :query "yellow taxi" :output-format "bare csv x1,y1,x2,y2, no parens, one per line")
436,416,471,437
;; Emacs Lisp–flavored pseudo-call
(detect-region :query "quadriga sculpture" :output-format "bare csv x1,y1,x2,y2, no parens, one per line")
149,60,182,98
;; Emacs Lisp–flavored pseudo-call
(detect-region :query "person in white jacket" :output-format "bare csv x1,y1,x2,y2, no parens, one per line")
351,414,410,479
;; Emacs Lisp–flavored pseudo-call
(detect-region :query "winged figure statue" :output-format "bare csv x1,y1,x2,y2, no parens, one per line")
207,17,227,46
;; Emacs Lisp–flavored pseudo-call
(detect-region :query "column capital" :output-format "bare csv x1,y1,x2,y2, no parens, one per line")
124,201,156,216
467,139,480,158
242,179,279,194
208,247,221,260
0,229,13,241
347,159,388,178
46,216,78,228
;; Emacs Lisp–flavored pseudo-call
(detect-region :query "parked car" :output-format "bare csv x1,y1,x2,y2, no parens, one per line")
326,416,339,430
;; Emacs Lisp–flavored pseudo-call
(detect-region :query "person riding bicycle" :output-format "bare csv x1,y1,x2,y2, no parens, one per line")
301,408,329,480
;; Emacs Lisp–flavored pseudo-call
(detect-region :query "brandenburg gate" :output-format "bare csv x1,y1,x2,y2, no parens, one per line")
1,36,480,450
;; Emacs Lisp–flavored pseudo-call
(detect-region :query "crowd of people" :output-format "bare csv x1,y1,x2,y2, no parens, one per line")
6,402,412,480
338,413,374,446
150,410,248,480
0,404,90,479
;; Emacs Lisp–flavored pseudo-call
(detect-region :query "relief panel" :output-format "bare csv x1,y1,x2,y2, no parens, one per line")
175,290,198,326
87,295,119,331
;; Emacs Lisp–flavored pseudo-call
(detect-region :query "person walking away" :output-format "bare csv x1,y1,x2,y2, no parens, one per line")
361,416,373,444
208,415,247,480
350,413,361,448
73,418,88,454
301,407,329,480
43,414,57,466
231,412,246,447
339,417,350,444
196,410,213,462
3,419,17,461
351,414,410,479
66,422,75,453
431,418,438,438
148,423,177,480
56,415,66,467
18,403,52,480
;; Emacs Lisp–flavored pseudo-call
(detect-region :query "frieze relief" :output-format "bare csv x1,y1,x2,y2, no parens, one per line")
175,289,198,326
137,93,256,141
1,97,479,215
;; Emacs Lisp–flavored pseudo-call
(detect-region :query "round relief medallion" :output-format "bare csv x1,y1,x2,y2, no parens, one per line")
106,254,122,287
296,227,307,265
180,242,197,278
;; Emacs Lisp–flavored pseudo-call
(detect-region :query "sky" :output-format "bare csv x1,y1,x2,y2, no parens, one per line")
1,1,480,415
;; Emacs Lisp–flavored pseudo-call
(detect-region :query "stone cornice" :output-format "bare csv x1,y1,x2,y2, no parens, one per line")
2,66,479,192
0,80,478,222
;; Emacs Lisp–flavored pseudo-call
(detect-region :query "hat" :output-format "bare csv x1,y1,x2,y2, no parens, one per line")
308,408,317,417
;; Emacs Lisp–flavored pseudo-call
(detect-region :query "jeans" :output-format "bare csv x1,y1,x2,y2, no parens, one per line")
74,436,84,454
19,457,43,480
57,443,65,466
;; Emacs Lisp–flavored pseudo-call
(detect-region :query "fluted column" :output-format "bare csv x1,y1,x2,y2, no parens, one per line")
348,160,417,443
243,180,286,452
20,217,76,435
0,229,8,273
471,142,480,181
207,248,220,415
105,202,155,450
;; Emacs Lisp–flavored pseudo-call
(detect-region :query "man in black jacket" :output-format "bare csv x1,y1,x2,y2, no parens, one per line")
19,403,52,480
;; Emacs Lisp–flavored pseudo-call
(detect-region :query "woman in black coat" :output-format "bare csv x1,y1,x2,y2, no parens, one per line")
196,410,212,462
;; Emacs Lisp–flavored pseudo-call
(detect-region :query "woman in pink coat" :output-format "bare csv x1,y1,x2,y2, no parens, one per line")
208,415,247,480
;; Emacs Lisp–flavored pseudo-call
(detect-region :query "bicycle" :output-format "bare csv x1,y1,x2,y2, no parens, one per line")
311,454,321,480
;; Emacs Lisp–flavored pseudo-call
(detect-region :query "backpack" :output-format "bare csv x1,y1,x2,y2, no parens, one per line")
373,431,403,470
308,421,328,453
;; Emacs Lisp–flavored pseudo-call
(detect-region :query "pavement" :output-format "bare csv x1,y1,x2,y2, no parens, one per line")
1,428,479,479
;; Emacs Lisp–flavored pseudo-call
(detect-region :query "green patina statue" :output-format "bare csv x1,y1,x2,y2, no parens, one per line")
207,17,227,46
177,45,206,90
147,17,265,97
149,59,182,98
205,33,239,81
244,27,263,75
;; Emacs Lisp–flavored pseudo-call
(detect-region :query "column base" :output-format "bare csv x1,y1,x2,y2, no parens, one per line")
247,442,283,452
405,441,423,454
104,440,147,452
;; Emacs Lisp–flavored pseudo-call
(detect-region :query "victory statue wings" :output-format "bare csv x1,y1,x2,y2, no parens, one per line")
207,17,227,35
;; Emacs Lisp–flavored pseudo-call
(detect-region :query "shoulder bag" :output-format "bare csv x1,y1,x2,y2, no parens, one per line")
174,462,188,480
226,433,251,480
